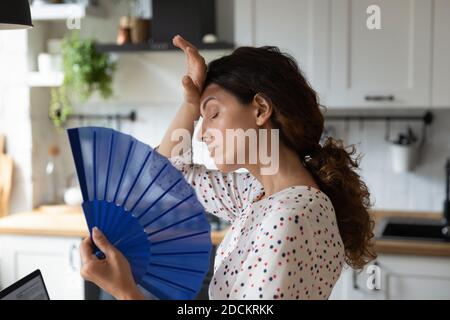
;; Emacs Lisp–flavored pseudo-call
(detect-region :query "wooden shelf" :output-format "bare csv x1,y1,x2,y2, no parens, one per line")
28,72,63,87
31,3,105,21
96,41,235,53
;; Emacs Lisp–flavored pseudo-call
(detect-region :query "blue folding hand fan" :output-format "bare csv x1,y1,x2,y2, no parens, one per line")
67,126,212,300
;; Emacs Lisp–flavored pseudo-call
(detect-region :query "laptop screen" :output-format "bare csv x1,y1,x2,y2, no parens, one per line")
0,270,50,300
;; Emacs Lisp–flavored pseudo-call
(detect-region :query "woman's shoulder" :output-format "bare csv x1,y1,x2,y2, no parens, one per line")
263,185,331,205
256,186,342,249
258,185,335,221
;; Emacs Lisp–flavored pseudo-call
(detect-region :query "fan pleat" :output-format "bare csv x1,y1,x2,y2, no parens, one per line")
149,262,204,274
93,131,98,198
152,251,210,256
129,164,167,213
143,272,197,293
103,131,114,200
135,178,182,221
113,140,135,203
141,275,195,300
146,211,203,237
151,230,210,246
141,193,195,229
150,254,210,270
113,228,149,248
122,149,152,207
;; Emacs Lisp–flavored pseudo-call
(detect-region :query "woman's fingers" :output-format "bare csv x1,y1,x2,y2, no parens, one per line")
80,236,95,263
173,35,205,69
92,227,114,256
172,34,196,52
182,75,197,92
186,46,203,61
187,47,207,72
173,35,207,97
80,237,97,282
182,75,200,105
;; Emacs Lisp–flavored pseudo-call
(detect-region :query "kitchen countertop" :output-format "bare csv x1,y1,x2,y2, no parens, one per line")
0,206,228,245
0,206,87,238
0,207,449,256
370,210,450,257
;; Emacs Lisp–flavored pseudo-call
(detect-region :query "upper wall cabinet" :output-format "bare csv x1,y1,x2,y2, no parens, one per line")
329,0,433,108
234,0,332,104
234,0,449,109
432,0,450,108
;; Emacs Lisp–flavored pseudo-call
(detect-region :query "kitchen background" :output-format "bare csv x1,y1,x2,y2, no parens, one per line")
0,0,449,300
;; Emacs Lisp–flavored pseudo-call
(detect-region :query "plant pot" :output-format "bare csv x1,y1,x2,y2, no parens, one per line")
390,142,419,173
117,16,132,45
130,17,151,44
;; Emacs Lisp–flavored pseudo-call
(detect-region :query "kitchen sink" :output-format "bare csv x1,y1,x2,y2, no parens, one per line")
377,218,450,242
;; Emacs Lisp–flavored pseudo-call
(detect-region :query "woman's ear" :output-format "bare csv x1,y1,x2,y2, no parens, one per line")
252,93,273,127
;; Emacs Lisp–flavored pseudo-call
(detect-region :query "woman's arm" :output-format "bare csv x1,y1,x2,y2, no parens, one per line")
157,35,207,158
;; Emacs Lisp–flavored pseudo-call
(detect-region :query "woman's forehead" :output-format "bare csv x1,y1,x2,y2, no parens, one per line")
201,83,222,98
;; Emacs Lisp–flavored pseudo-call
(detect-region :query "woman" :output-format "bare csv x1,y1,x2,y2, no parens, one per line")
79,35,375,300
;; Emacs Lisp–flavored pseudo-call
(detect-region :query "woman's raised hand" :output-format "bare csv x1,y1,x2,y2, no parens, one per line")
79,227,145,300
157,36,206,158
172,35,207,106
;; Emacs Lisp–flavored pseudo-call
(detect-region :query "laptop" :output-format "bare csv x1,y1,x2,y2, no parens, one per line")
0,270,50,300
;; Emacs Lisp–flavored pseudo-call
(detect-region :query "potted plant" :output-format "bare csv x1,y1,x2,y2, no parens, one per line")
50,32,117,127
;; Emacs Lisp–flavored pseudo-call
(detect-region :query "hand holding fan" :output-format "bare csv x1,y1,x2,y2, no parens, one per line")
67,127,212,300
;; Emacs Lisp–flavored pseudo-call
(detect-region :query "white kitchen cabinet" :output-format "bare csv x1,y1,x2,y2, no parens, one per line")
330,254,450,300
0,235,84,300
234,0,332,104
329,0,433,108
432,0,450,108
235,0,436,109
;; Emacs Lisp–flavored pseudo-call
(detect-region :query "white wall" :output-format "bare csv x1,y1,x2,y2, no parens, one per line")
0,30,34,214
325,109,450,213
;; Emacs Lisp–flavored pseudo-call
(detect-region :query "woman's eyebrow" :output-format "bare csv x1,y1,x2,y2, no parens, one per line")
200,96,217,113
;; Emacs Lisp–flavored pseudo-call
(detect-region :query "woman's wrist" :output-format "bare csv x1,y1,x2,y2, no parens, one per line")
182,101,201,119
116,284,146,300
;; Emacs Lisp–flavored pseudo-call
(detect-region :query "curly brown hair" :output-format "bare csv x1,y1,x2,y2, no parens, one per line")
305,139,376,269
205,46,376,269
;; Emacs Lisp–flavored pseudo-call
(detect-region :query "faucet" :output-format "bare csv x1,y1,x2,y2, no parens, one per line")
443,159,450,237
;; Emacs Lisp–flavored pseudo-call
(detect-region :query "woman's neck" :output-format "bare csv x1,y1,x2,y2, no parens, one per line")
247,144,319,199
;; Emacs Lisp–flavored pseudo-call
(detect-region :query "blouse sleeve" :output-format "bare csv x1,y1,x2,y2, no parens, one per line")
228,203,317,300
167,148,260,224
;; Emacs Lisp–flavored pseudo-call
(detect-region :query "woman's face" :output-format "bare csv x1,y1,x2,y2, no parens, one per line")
198,83,259,172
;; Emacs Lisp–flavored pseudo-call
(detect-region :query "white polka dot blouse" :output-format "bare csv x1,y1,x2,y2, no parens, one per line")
169,149,345,300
